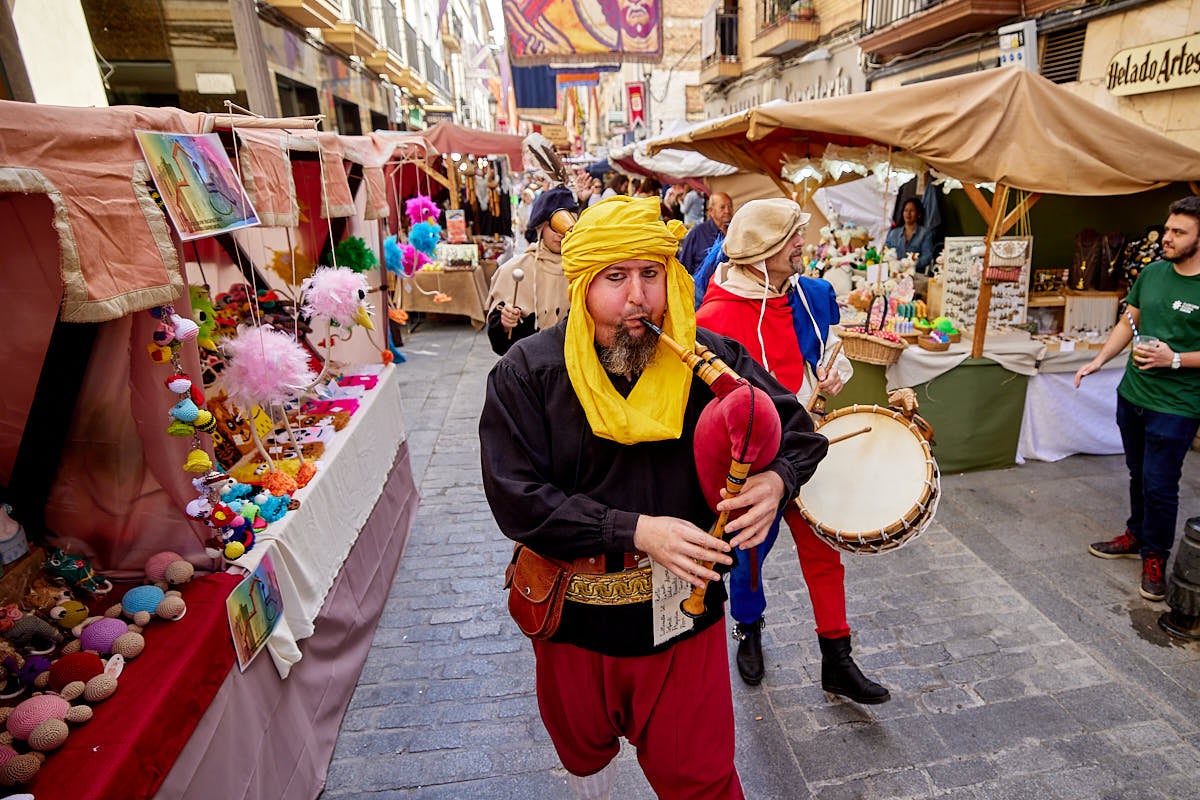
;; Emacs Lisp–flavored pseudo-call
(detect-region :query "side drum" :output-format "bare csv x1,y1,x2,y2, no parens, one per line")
796,404,940,554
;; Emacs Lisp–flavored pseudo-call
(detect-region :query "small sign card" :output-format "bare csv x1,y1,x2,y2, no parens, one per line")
227,552,284,671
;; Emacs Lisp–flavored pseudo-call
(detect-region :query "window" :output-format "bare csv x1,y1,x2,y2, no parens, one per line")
276,75,319,118
334,97,363,135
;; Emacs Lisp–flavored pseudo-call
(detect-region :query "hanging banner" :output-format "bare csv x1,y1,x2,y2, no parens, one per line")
504,0,663,66
626,81,646,130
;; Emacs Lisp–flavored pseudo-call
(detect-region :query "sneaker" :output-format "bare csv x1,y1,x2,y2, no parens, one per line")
1140,554,1167,601
1089,531,1140,559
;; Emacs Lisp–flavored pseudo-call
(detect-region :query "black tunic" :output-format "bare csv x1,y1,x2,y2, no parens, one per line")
479,320,827,656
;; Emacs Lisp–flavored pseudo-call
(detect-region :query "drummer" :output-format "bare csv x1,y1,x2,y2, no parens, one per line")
695,198,890,703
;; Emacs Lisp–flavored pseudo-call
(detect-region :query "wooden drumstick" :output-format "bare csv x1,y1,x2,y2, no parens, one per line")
806,340,843,412
506,267,525,339
825,426,871,445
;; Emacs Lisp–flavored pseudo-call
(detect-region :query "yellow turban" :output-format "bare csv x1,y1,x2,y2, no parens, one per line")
560,195,696,444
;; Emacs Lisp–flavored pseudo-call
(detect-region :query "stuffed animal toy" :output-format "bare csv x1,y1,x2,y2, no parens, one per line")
301,267,375,330
62,617,144,661
143,551,194,588
42,549,112,597
0,693,92,755
105,586,186,627
47,601,88,633
0,607,62,656
33,652,118,705
0,652,50,701
18,579,72,617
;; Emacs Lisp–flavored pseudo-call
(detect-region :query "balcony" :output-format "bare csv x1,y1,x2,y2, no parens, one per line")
753,1,819,58
324,0,378,57
701,13,741,85
858,0,1024,59
267,0,341,29
442,12,463,53
367,0,413,86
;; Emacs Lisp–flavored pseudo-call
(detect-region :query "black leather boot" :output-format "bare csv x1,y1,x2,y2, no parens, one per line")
818,635,890,704
734,618,765,686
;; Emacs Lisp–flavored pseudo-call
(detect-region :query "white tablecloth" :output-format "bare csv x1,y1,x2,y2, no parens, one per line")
885,336,1046,390
228,364,406,677
1016,349,1127,464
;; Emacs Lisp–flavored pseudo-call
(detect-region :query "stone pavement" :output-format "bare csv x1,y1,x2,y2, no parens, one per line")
321,319,1200,800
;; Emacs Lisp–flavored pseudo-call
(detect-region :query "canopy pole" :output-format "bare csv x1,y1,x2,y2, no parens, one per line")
968,184,1042,358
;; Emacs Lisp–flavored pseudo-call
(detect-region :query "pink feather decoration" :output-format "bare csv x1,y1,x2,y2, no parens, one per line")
405,195,440,227
221,326,317,409
302,267,373,327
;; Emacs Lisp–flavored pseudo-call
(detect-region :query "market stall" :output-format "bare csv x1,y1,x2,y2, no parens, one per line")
0,100,419,799
650,67,1200,470
380,123,524,328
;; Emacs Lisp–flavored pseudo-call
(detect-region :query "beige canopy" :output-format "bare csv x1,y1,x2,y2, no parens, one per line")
650,67,1200,356
649,67,1200,197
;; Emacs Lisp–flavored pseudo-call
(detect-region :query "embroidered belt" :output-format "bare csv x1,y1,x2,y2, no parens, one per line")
565,566,652,605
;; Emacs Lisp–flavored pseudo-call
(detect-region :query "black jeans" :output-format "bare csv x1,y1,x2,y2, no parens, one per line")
1116,394,1200,557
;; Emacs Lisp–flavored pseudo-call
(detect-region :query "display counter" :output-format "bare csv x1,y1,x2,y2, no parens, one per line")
399,267,489,329
1016,347,1124,464
832,340,1131,473
29,368,419,800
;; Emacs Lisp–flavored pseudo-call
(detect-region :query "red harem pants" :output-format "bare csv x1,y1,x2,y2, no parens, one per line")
532,619,744,800
783,506,850,640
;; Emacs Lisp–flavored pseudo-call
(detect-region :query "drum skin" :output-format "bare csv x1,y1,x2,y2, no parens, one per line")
797,405,940,553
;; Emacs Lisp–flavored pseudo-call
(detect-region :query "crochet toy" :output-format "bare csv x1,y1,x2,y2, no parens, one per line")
105,586,186,627
0,692,92,758
34,651,118,705
63,617,144,661
0,607,62,656
0,744,44,786
47,601,89,633
189,285,219,351
301,267,375,330
43,549,112,597
143,551,195,588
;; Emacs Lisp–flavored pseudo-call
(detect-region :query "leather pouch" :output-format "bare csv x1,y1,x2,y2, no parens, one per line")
504,544,573,640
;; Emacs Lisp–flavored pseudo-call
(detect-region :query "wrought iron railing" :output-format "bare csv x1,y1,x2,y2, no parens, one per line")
703,13,739,67
348,0,376,38
378,0,401,54
405,22,420,72
861,0,940,35
425,50,450,97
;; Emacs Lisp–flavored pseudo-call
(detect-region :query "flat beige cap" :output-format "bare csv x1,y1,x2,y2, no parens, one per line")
723,198,811,264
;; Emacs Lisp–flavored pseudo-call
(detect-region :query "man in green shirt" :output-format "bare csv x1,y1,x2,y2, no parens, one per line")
1076,195,1200,601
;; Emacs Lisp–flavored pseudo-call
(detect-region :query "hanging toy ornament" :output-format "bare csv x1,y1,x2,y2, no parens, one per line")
221,325,318,492
301,267,376,331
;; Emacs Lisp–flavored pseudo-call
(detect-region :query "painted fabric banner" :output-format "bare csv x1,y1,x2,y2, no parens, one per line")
505,0,663,65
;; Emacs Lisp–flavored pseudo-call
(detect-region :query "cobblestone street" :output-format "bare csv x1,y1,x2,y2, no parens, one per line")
321,320,1200,800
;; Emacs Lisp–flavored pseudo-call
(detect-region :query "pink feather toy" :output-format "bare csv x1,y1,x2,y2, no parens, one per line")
301,267,375,329
221,326,317,410
405,195,440,227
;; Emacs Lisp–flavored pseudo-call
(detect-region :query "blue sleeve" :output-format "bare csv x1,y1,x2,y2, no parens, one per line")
914,228,934,271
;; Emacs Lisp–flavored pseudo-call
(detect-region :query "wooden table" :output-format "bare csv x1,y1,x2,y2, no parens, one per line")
398,267,489,329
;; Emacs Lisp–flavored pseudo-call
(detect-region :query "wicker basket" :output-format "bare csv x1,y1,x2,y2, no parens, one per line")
839,328,906,365
917,336,951,352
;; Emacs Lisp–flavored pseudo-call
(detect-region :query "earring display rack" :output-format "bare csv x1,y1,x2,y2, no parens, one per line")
940,236,1032,329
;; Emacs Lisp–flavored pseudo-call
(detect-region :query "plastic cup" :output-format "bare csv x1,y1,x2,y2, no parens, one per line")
1132,335,1159,349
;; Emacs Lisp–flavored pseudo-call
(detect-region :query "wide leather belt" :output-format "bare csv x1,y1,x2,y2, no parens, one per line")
565,566,652,605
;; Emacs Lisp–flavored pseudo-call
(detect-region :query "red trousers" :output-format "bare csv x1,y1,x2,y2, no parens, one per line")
532,620,744,800
783,507,850,640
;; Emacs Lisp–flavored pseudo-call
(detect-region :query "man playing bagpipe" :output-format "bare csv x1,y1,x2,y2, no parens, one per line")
480,196,827,798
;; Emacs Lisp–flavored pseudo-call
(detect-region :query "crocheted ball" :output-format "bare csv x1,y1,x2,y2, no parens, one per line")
79,618,130,653
121,586,165,617
27,718,69,752
47,652,104,693
7,695,69,740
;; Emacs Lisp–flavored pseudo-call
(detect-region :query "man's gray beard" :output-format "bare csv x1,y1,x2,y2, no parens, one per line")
599,325,659,376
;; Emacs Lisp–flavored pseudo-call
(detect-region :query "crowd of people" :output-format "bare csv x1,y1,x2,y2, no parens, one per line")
474,169,1200,799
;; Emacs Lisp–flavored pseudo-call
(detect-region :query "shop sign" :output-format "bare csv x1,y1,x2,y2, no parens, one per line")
1107,33,1200,97
539,123,570,147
